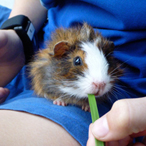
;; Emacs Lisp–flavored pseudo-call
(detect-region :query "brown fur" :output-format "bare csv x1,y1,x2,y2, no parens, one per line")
29,23,123,109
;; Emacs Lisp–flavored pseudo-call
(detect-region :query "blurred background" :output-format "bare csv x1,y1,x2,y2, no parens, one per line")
0,0,14,9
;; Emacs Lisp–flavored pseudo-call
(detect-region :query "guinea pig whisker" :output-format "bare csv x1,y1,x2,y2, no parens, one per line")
105,51,113,58
109,66,121,76
114,84,133,97
104,92,113,103
110,88,119,100
109,56,134,76
103,63,109,71
111,74,122,79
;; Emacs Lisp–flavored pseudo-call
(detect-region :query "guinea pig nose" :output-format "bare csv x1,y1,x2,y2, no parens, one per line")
92,82,106,90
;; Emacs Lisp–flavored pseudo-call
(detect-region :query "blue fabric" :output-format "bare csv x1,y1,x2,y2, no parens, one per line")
0,5,11,26
41,0,146,98
0,0,146,145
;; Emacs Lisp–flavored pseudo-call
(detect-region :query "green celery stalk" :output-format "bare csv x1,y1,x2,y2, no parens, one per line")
88,94,104,146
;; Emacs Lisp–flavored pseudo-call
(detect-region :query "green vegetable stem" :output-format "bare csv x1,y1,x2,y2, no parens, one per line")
88,94,104,146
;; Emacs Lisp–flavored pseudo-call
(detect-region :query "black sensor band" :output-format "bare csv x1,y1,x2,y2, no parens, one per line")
1,15,37,64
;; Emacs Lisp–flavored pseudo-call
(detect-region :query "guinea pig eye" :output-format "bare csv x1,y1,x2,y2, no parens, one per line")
74,56,83,66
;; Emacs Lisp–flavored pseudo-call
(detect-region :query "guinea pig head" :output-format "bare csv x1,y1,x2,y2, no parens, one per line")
49,25,122,99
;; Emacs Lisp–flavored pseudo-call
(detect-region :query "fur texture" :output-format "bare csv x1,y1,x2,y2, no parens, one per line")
29,23,123,108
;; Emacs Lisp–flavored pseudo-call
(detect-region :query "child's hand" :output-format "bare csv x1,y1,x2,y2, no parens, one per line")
0,87,10,103
87,98,146,146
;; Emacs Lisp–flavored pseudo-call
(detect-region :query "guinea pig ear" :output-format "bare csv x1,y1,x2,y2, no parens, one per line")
52,41,71,58
80,23,95,41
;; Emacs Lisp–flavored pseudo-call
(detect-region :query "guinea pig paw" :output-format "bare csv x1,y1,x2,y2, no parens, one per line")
53,98,67,106
82,105,90,112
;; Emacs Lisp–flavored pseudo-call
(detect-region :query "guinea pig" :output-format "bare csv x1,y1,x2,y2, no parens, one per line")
29,23,123,111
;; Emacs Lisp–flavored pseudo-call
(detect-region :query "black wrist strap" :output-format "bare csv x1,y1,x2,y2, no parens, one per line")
1,15,38,64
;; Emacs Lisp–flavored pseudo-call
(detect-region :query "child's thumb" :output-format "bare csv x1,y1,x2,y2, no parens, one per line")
91,97,146,141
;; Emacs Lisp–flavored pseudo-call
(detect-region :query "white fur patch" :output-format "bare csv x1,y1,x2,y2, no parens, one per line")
59,41,113,99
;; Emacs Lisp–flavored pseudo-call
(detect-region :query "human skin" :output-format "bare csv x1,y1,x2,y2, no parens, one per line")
0,0,47,88
0,110,80,146
0,1,80,145
87,98,146,146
